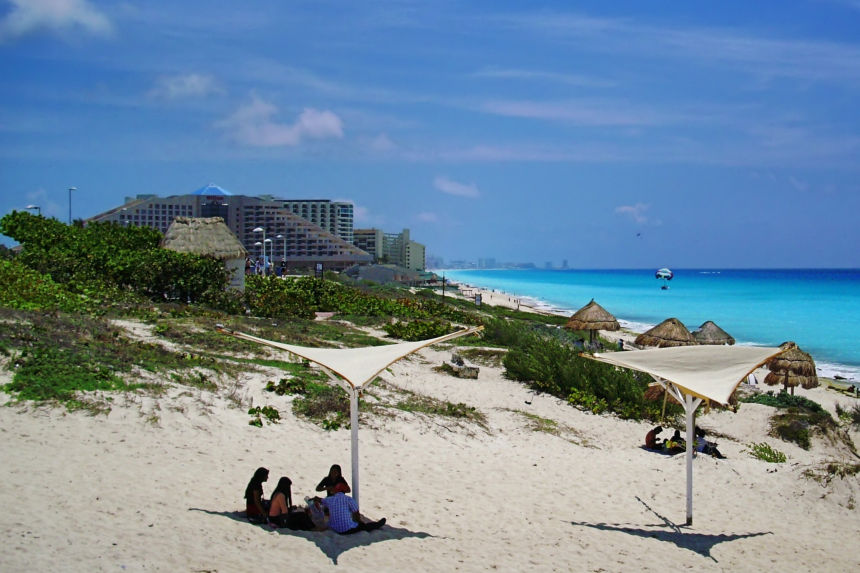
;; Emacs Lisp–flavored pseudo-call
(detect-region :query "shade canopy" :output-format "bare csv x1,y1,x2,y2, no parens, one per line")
592,345,783,405
564,299,620,332
217,326,483,390
215,324,483,507
635,318,697,348
692,321,735,346
589,344,786,526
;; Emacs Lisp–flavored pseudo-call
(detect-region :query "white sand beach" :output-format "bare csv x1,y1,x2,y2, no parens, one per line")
1,309,858,572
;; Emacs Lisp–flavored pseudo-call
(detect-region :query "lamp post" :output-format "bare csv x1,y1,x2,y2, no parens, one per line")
264,238,272,275
26,204,41,216
254,242,263,274
252,227,266,275
68,186,76,224
276,234,286,272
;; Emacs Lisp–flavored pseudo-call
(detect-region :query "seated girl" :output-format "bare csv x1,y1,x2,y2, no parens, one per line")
268,476,314,530
316,464,351,497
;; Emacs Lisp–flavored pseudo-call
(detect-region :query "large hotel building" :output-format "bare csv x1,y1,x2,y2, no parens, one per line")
87,184,426,272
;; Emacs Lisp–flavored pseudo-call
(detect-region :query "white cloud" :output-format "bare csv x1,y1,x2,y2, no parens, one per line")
417,212,438,223
352,204,384,226
150,74,222,99
615,203,651,224
368,133,395,152
474,67,614,88
434,176,480,198
788,176,810,192
0,0,113,42
217,95,344,147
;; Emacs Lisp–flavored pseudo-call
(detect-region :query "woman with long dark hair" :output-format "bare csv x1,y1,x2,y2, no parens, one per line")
244,467,269,523
315,464,351,497
269,476,315,530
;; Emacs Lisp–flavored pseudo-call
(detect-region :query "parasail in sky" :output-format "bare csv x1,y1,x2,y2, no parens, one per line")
655,267,673,289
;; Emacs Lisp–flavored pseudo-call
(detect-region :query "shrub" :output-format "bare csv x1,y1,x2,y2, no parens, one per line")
741,390,836,450
835,402,860,427
0,259,87,312
384,319,454,341
746,442,787,463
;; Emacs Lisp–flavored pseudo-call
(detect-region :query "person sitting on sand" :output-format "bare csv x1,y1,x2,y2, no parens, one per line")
316,464,351,497
313,491,385,535
268,477,315,530
663,430,685,454
244,467,269,523
645,426,664,450
695,427,726,459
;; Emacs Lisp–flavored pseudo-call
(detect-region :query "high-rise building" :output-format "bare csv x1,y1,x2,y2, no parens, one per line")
279,199,354,244
354,228,426,271
87,184,371,271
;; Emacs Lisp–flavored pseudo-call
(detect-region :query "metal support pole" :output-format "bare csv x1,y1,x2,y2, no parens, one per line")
350,388,360,507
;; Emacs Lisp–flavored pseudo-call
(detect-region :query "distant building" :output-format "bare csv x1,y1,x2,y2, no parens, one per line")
280,199,354,244
354,228,426,271
87,184,371,271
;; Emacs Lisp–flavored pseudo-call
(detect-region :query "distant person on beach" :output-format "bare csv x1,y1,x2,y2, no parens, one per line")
645,426,663,450
663,430,685,454
244,467,269,523
312,491,386,534
268,476,315,530
695,427,725,459
316,464,351,497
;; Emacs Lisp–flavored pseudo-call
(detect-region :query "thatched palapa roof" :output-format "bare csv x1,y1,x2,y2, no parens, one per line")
564,299,620,332
635,318,697,348
692,321,735,346
161,217,247,260
764,341,819,390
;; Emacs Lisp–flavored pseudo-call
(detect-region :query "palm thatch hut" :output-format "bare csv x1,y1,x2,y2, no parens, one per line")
564,299,619,344
692,321,735,346
635,318,697,348
764,341,818,395
161,217,248,291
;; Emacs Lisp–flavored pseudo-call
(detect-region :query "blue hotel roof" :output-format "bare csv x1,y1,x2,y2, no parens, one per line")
190,183,233,196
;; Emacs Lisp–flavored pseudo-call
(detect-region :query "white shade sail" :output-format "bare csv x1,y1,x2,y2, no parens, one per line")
587,344,787,525
217,325,483,389
215,323,484,507
591,345,785,405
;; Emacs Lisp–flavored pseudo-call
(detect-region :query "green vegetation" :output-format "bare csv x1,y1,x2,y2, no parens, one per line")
0,214,671,427
746,442,787,463
248,405,281,427
835,402,860,427
0,211,228,308
488,317,667,420
740,390,837,450
384,318,455,341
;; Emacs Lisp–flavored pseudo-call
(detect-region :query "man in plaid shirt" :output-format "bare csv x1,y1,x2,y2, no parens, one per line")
319,492,386,534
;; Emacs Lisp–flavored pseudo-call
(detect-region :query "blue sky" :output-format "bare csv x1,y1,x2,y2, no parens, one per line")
1,0,859,268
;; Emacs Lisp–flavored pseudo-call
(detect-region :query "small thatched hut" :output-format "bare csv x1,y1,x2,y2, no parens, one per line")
764,341,818,395
692,321,735,346
635,318,697,348
564,299,619,343
161,217,248,291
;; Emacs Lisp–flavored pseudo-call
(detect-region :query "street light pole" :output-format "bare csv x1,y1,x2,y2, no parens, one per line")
26,204,41,216
252,227,266,275
264,238,272,275
68,186,76,224
276,234,286,272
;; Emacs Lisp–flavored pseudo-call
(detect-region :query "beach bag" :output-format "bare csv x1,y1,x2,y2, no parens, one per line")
306,498,327,529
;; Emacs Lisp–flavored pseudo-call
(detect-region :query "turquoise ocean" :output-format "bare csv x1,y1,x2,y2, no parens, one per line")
442,269,860,382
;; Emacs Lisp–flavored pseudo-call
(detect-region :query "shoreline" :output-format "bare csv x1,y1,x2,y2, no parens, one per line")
448,279,860,384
